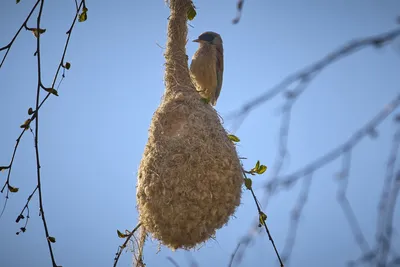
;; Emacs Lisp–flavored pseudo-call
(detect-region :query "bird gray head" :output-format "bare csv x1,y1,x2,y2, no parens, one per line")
193,31,222,45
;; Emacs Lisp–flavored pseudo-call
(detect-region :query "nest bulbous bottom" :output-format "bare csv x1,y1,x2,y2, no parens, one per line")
136,95,243,249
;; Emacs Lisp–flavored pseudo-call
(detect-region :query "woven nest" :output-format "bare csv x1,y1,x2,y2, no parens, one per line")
136,0,243,250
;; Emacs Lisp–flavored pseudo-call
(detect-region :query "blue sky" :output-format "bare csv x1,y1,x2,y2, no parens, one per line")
0,1,399,267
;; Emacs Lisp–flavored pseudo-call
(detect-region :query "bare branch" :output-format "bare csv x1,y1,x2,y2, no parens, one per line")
335,151,371,254
232,0,245,24
0,0,40,68
167,256,181,267
280,173,313,263
32,1,59,266
0,1,87,266
376,122,400,246
230,168,284,266
0,130,26,215
229,27,400,266
113,223,142,267
376,122,400,266
228,27,400,124
15,186,38,235
271,94,400,191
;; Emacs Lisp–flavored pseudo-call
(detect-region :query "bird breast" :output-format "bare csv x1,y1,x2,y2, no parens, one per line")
190,45,217,93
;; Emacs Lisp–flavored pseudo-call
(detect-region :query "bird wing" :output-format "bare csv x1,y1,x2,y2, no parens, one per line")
214,46,224,105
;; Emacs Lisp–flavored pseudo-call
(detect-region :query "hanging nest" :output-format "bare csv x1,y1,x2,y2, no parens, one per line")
136,0,243,250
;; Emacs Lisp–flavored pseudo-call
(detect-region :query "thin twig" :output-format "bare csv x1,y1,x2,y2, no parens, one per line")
0,0,41,68
377,172,400,267
228,242,242,267
33,1,58,266
273,94,400,190
240,170,284,267
232,0,245,24
375,121,400,266
185,251,200,267
0,130,26,216
228,27,400,266
113,223,142,267
0,1,87,266
336,151,371,255
15,186,38,234
167,256,180,267
280,173,313,263
1,0,85,212
228,27,400,125
134,226,147,267
376,123,400,266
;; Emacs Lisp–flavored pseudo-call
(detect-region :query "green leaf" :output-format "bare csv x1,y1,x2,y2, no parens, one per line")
249,161,267,175
201,97,210,104
117,230,128,238
244,178,252,190
65,62,71,70
8,185,19,193
187,5,197,21
259,212,267,226
47,236,56,243
257,165,267,174
227,134,240,143
44,88,59,96
16,0,20,3
28,107,34,115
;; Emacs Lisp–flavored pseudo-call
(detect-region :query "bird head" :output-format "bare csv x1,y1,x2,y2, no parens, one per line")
193,31,223,46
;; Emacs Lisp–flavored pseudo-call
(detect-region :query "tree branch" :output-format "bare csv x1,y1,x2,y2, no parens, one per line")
0,0,41,68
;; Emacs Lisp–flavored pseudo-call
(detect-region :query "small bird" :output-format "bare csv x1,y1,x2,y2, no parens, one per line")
190,31,224,106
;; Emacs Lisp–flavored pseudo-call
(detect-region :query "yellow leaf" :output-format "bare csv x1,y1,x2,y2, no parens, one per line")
44,88,59,96
78,11,87,22
259,212,267,226
20,119,31,130
255,160,260,170
47,236,56,243
31,28,46,38
227,134,240,143
8,185,19,193
257,165,267,174
117,230,127,238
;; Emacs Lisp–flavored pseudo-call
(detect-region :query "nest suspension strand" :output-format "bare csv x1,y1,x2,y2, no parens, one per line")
136,0,243,250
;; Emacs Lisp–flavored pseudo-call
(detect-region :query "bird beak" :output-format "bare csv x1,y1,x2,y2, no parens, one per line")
192,39,200,42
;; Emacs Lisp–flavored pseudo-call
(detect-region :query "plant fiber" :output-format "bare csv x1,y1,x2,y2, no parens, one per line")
136,0,243,250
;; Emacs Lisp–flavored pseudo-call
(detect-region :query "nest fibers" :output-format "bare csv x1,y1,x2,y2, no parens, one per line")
136,0,243,250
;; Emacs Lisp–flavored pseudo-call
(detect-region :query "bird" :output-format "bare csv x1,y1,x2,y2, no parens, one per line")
190,31,224,106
